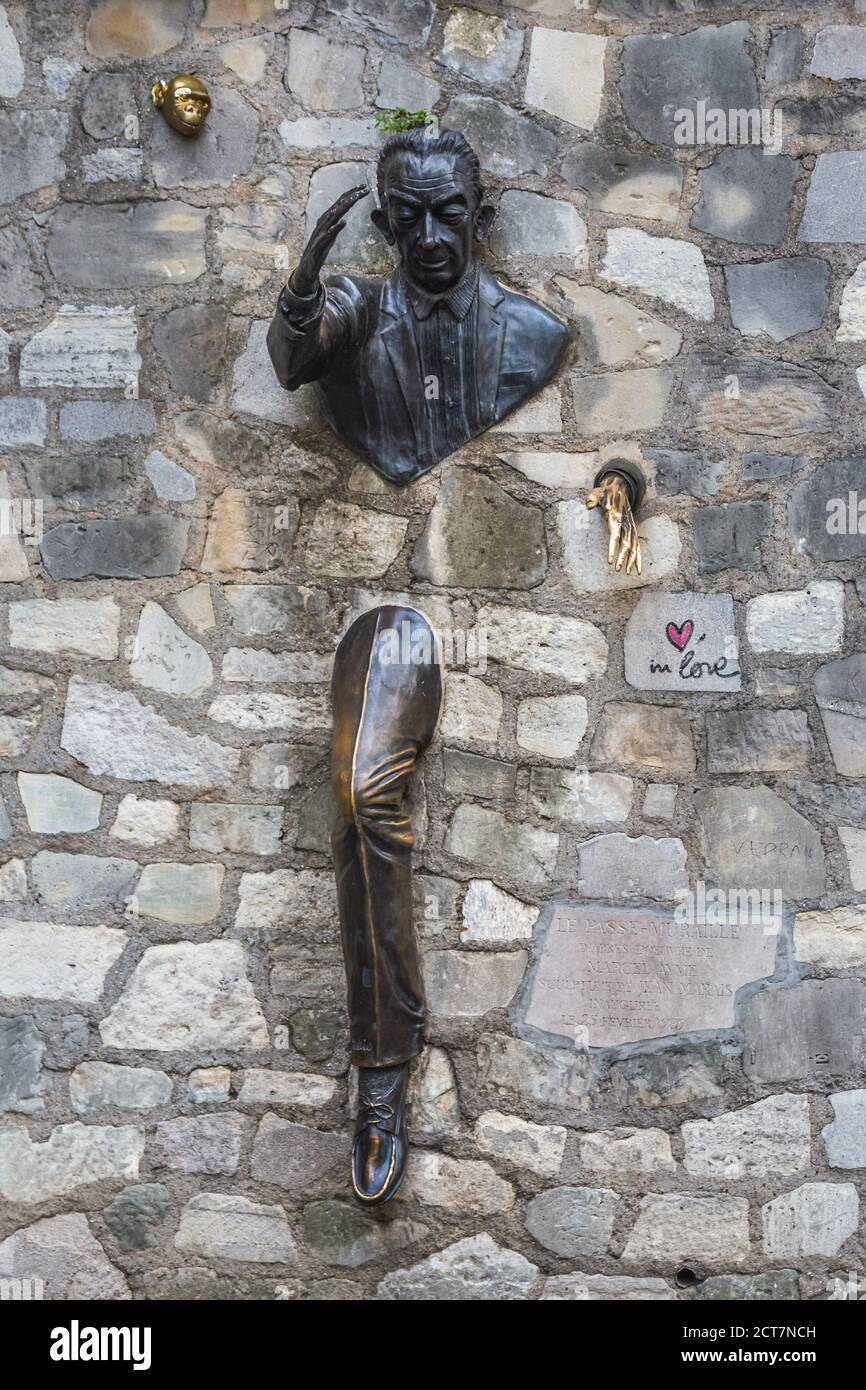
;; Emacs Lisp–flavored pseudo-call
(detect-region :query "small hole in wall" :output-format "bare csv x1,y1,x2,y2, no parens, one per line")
676,1266,698,1288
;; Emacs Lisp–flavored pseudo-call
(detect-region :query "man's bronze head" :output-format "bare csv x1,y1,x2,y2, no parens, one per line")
372,128,495,294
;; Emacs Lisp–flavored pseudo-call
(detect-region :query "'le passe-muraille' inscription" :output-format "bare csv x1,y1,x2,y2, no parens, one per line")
523,904,778,1047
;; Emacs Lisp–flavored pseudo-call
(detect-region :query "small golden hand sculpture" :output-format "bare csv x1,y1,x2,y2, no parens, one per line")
587,471,642,576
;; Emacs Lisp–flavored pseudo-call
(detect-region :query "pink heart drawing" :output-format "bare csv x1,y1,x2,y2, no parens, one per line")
665,619,694,651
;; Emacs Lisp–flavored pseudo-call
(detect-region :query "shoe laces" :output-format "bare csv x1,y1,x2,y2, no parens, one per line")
359,1100,395,1129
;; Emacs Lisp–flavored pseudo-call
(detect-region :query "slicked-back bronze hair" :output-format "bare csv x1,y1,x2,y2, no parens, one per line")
376,127,484,210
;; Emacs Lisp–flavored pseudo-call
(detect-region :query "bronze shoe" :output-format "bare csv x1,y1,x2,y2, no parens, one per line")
352,1062,409,1205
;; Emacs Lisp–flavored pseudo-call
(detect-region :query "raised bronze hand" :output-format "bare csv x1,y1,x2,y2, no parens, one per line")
586,471,642,575
288,183,370,297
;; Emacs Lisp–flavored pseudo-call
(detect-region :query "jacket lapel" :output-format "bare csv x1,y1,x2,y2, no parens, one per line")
475,268,506,425
378,272,424,450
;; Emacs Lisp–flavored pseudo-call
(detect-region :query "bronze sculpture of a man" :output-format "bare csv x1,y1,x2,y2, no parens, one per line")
266,126,575,1203
268,126,647,1203
267,126,570,484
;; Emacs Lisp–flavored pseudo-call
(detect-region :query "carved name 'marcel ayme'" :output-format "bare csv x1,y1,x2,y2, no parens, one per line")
523,904,778,1048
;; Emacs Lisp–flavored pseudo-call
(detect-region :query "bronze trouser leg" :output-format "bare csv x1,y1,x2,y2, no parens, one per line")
331,605,443,1068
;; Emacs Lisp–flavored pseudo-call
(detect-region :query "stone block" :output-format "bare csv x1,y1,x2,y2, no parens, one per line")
0,1213,129,1300
602,227,713,320
9,598,119,659
103,1184,171,1252
302,1199,426,1268
475,1110,566,1178
40,517,189,580
558,281,681,367
478,603,607,683
572,365,674,434
85,1,187,57
811,26,866,80
439,10,522,84
0,922,126,1006
822,1091,866,1169
746,583,843,657
70,1063,171,1115
794,906,866,970
376,1234,538,1301
153,1114,249,1175
790,460,866,562
799,152,866,243
0,109,67,203
706,710,812,773
135,863,224,926
424,948,527,1019
620,22,757,147
725,258,829,342
400,1151,514,1215
175,1192,296,1264
61,680,240,787
250,1114,351,1193
693,149,797,246
0,1122,143,1203
445,804,558,885
531,768,632,827
742,980,866,1082
47,203,206,287
20,306,139,390
17,773,102,834
100,941,267,1051
32,851,139,916
477,1032,599,1110
591,702,695,773
460,880,537,945
557,504,681,593
525,28,605,130
0,1016,44,1113
286,29,365,110
525,1186,619,1257
623,1194,750,1265
682,1094,810,1179
692,500,772,573
444,95,557,179
579,1128,675,1175
490,191,586,263
561,142,682,223
766,26,803,80
762,1182,858,1257
516,694,588,758
152,88,258,189
412,469,547,589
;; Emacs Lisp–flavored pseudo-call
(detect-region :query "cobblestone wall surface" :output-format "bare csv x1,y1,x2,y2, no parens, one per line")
0,0,865,1301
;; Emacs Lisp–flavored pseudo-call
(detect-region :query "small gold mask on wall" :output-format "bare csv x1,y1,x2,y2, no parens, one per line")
151,74,211,136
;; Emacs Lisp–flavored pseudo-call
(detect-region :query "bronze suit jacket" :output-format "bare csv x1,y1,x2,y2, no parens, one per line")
266,265,569,484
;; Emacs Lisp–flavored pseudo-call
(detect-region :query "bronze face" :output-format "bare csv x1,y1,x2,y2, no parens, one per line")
372,149,491,295
151,74,211,136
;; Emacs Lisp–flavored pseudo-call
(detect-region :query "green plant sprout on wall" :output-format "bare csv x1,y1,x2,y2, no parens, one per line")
373,108,430,133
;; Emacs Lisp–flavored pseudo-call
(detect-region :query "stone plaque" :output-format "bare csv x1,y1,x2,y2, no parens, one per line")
522,903,778,1048
624,591,740,693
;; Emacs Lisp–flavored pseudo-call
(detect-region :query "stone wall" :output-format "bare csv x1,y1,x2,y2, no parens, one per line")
0,0,865,1302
